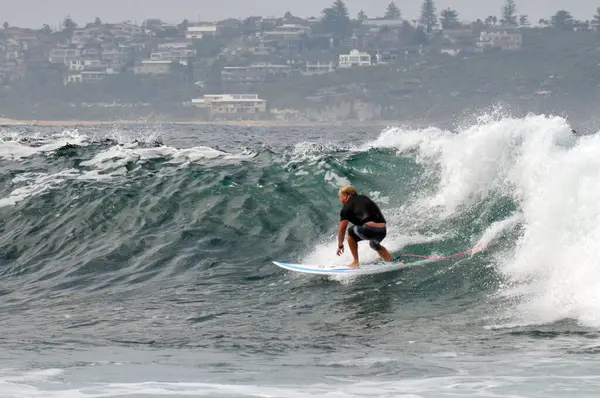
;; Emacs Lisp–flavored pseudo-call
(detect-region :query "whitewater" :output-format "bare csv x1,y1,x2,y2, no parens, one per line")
1,113,600,397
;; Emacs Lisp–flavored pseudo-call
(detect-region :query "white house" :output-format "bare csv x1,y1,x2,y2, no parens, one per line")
65,74,83,84
362,19,405,28
186,25,218,40
477,29,522,50
149,49,196,62
440,47,461,56
263,24,311,39
68,59,107,72
302,62,335,75
49,49,81,64
192,94,266,115
338,49,371,68
134,60,186,75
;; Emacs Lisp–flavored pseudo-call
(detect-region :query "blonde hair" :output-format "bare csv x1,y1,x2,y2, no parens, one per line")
339,185,357,196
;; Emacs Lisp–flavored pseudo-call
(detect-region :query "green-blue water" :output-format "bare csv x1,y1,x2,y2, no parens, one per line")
2,116,600,397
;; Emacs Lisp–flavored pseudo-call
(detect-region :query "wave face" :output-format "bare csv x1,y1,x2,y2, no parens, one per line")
367,114,598,328
0,115,599,396
0,117,595,322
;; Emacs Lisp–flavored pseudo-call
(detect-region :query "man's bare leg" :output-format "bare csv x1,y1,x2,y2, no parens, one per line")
376,245,393,262
347,234,359,268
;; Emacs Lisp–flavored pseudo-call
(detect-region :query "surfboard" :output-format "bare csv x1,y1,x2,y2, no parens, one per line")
272,260,416,276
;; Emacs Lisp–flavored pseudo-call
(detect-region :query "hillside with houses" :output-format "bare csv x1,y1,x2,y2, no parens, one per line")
0,0,599,122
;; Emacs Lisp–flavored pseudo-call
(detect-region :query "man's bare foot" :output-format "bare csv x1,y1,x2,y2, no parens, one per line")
348,261,359,269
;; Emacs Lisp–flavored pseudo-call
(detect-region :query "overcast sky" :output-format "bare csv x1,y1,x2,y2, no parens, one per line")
1,0,597,29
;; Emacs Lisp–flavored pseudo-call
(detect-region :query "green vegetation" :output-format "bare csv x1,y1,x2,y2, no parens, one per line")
440,9,460,29
502,0,518,25
384,2,402,20
419,0,438,33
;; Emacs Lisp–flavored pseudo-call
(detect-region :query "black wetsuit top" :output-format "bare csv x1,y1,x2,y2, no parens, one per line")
340,195,386,226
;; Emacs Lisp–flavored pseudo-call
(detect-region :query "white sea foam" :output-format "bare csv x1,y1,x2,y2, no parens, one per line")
0,170,81,208
0,130,88,160
0,131,252,207
1,369,596,398
358,113,600,328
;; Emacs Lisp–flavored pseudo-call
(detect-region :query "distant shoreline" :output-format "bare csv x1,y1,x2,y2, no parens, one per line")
0,118,402,128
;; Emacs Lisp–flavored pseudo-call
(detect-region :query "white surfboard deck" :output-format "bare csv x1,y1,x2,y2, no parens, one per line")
272,260,423,276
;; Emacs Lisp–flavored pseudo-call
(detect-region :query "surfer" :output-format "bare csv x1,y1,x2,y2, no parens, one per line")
336,185,393,268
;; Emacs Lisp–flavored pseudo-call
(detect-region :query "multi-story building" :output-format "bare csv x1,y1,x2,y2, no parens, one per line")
149,49,196,62
133,60,187,75
191,94,267,116
221,63,292,83
49,48,81,65
186,25,218,40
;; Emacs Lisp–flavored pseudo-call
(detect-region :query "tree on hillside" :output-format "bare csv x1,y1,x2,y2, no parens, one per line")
63,16,77,31
384,2,401,19
62,16,77,40
519,15,530,26
2,22,8,29
419,0,438,33
502,0,517,25
551,10,574,29
592,7,600,27
41,24,52,34
357,10,368,21
185,57,195,84
177,19,189,35
485,15,497,26
471,19,485,35
142,19,163,30
94,17,102,26
413,26,428,44
61,16,77,40
194,36,224,58
377,25,396,47
440,8,460,29
396,20,415,46
321,0,351,38
242,16,261,34
205,57,225,92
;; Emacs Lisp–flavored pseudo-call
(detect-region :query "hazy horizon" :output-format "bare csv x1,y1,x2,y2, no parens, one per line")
0,0,597,29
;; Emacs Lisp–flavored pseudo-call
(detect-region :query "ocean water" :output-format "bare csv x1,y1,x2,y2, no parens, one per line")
2,114,600,397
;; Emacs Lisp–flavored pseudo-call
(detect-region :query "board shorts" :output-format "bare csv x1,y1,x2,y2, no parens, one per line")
349,224,386,250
